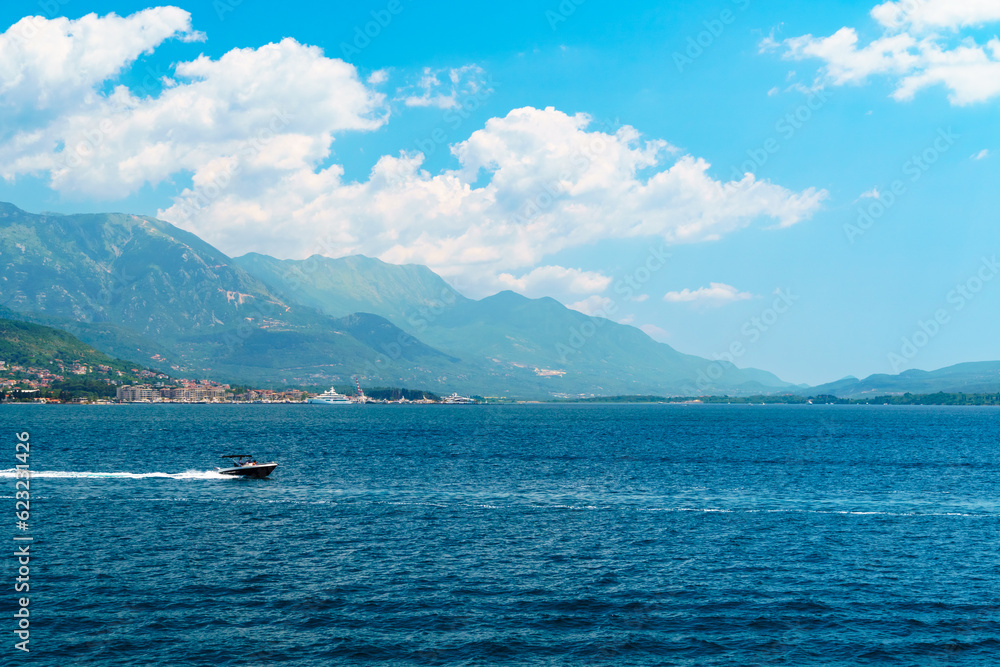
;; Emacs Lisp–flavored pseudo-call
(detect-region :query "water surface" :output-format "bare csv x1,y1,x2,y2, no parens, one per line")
3,404,999,665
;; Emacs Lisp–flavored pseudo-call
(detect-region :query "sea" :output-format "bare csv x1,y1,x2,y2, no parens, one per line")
2,403,1000,666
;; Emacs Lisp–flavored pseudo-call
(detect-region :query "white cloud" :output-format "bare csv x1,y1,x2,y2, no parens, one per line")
774,4,1000,105
496,265,612,299
872,0,1000,31
367,69,389,85
893,39,1000,104
781,28,919,86
568,295,615,317
0,7,201,118
973,148,991,159
663,283,755,305
0,27,387,197
0,13,826,299
857,187,881,201
153,106,824,295
639,324,670,341
759,31,781,53
396,65,489,109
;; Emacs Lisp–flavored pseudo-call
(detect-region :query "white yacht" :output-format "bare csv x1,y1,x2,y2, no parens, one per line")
442,392,476,404
308,388,355,405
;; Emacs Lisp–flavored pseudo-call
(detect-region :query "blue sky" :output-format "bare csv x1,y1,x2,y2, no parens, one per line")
1,0,998,385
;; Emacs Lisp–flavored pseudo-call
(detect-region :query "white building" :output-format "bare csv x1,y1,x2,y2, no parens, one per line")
116,385,160,401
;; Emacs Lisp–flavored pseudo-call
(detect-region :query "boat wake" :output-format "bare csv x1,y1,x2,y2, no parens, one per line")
0,468,227,480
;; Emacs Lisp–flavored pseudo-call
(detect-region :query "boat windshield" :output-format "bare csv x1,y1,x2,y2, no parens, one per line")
220,454,256,467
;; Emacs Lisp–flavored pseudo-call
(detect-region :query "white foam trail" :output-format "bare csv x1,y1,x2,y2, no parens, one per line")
0,468,227,480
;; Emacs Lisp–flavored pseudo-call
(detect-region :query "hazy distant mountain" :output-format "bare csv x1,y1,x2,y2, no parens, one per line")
236,255,795,396
806,362,1000,397
420,290,794,395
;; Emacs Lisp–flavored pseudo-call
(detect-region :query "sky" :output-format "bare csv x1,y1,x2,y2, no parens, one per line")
0,0,998,386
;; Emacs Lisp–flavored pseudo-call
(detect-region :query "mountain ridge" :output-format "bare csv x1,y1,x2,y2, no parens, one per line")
233,252,469,331
0,204,470,387
805,361,1000,398
0,201,799,396
234,255,795,395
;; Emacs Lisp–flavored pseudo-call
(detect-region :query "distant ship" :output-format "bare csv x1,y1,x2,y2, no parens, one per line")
442,392,476,404
308,388,355,405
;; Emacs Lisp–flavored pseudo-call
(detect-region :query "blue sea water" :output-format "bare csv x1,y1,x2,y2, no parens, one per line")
3,403,1000,665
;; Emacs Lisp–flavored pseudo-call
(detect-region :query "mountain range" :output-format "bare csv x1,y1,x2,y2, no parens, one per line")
1,201,997,398
803,362,1000,398
0,202,794,396
233,253,796,395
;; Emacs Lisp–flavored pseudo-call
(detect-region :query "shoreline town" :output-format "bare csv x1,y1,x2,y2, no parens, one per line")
0,358,478,404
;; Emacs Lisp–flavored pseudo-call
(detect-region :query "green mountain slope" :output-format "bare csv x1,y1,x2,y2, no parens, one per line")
0,203,462,386
0,203,295,338
0,316,167,392
233,252,470,328
0,317,128,370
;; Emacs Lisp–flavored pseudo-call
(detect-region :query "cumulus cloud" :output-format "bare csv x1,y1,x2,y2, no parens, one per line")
0,12,387,198
568,295,615,317
367,69,389,85
871,0,1000,31
782,29,920,85
639,324,670,341
0,7,202,118
496,265,613,299
153,106,825,295
973,149,991,159
893,39,1000,104
774,2,1000,105
663,283,755,305
0,11,826,299
396,65,490,109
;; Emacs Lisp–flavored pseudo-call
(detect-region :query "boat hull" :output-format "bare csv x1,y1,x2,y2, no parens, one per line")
217,463,277,478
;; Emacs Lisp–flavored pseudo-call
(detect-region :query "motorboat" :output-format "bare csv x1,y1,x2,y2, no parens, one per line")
217,454,278,478
308,387,356,404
